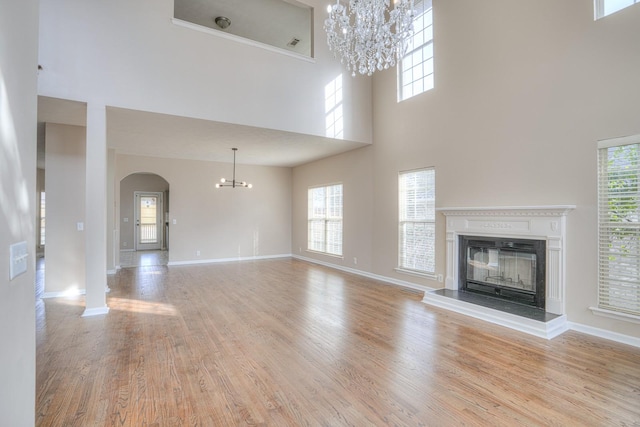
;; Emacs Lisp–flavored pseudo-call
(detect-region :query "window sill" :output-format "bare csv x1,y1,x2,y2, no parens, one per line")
395,268,437,281
305,250,344,260
589,306,640,324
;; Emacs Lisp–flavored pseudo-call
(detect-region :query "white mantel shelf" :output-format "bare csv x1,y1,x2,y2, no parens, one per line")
436,205,576,216
423,205,576,339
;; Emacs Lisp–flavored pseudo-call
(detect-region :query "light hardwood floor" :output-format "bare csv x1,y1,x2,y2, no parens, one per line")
36,259,640,426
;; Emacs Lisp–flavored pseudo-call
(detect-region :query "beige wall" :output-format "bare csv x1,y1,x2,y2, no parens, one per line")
294,1,640,339
292,146,374,271
119,173,169,250
115,154,292,263
0,0,38,424
44,123,87,294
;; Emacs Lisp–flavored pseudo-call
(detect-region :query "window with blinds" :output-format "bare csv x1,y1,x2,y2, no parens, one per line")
399,168,435,274
594,0,639,19
598,135,640,317
308,184,343,256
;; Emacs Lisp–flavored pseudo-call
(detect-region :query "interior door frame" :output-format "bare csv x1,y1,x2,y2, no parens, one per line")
134,191,164,251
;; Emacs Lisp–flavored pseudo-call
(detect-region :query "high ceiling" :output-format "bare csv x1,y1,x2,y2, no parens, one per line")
37,97,368,168
173,0,312,57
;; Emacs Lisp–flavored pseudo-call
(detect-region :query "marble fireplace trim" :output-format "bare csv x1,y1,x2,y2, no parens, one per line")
435,205,575,316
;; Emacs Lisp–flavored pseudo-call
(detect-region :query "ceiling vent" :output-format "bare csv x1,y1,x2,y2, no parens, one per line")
287,38,301,47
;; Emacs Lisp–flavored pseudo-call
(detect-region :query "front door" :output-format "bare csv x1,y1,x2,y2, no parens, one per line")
135,192,163,251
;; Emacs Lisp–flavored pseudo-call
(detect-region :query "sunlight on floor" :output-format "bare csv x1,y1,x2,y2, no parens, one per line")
108,297,178,316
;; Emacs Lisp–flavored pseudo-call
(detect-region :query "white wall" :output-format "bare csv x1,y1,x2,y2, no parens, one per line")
44,124,86,294
0,0,38,424
294,0,640,339
115,154,292,263
37,0,373,144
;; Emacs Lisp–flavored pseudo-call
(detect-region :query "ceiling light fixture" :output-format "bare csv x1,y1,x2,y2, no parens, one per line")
324,0,415,77
214,16,231,29
216,148,252,189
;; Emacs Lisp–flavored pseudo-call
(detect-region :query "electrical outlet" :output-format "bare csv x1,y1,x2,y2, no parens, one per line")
353,257,357,265
123,242,127,247
196,250,200,256
437,274,443,283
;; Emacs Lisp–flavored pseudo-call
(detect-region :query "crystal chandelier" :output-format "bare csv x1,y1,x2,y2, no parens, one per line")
324,0,415,77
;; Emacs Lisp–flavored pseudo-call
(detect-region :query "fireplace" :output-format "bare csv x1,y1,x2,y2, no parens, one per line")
422,206,575,339
459,235,546,309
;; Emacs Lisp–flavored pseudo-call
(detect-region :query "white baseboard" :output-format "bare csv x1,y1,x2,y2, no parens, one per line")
120,249,134,252
167,253,291,266
82,306,110,317
568,322,640,348
41,289,86,299
292,254,433,294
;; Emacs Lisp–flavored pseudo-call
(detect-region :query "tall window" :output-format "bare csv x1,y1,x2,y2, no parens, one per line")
308,184,343,256
399,168,435,274
597,135,640,317
595,0,639,19
398,0,434,102
39,191,46,246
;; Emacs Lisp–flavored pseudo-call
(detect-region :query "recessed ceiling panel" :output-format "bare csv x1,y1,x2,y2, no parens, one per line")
174,0,312,57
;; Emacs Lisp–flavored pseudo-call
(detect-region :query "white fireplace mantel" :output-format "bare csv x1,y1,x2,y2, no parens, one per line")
423,205,575,339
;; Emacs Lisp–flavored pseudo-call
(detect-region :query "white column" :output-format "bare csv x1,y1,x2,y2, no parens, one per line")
83,103,109,316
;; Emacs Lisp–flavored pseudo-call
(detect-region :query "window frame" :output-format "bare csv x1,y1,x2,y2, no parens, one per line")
594,134,640,322
307,183,343,257
397,167,436,277
594,0,639,19
398,0,434,102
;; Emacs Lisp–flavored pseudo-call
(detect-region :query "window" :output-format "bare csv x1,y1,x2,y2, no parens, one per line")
39,191,46,247
398,0,434,102
398,168,435,274
597,135,640,317
308,184,343,256
595,0,639,19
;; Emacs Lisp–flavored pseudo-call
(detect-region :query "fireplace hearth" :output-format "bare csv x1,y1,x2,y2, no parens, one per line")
422,205,575,339
460,235,546,309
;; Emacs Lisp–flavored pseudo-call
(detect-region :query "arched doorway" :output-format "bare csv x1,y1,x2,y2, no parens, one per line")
119,173,170,268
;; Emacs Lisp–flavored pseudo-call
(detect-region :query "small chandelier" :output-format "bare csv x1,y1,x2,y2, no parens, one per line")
216,148,252,189
324,0,415,77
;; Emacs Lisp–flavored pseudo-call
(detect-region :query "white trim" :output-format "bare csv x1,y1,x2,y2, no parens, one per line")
394,267,437,280
41,289,86,299
436,205,576,216
82,306,110,317
167,253,291,266
589,306,640,324
293,254,434,293
569,321,640,348
422,290,569,340
305,249,344,260
107,269,117,275
597,133,640,149
120,249,134,252
171,18,315,63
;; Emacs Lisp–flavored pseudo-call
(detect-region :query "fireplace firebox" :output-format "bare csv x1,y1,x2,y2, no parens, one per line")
459,235,546,309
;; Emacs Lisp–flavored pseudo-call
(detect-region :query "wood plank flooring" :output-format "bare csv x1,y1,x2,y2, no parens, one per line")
36,258,640,426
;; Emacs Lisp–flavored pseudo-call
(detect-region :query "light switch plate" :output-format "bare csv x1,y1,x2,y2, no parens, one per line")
10,241,28,280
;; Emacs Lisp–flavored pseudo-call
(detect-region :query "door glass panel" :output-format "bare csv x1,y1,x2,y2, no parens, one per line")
140,196,158,244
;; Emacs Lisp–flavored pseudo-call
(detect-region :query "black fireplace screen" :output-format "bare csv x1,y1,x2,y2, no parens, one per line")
459,236,546,308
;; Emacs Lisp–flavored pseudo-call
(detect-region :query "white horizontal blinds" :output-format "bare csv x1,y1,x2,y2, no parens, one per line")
595,0,639,19
598,140,640,315
399,168,435,273
326,184,343,256
307,184,343,256
308,187,326,252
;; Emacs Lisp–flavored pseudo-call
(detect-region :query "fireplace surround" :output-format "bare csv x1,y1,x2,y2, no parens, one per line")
422,205,575,339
